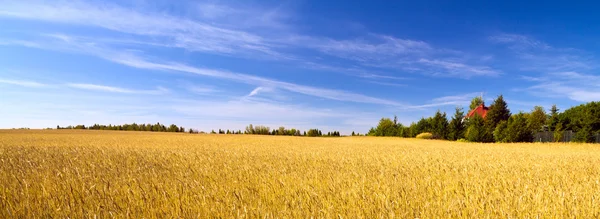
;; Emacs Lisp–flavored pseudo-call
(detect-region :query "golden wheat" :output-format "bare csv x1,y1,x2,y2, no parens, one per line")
1,129,600,218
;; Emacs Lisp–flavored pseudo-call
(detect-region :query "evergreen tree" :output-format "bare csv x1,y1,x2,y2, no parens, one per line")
493,120,509,142
466,114,488,142
448,107,465,140
431,110,448,139
486,95,511,142
351,131,355,136
548,104,560,131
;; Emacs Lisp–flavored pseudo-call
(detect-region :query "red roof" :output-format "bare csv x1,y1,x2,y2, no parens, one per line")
466,104,489,119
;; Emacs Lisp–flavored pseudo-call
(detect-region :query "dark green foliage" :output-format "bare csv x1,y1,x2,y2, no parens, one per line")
486,95,511,125
306,129,322,137
448,107,465,141
375,118,398,136
368,116,411,137
493,121,508,142
548,105,560,131
466,114,489,142
57,123,188,133
573,125,594,143
505,113,533,142
559,102,600,142
485,95,511,142
430,110,449,139
414,117,432,135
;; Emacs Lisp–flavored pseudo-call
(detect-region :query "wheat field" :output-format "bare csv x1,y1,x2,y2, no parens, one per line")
1,130,600,218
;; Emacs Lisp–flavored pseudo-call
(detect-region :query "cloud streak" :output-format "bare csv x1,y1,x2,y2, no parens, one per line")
0,1,500,79
8,34,405,107
0,78,46,87
522,72,600,102
66,83,168,95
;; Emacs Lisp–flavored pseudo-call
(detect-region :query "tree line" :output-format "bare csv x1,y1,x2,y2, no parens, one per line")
54,123,343,137
368,95,600,143
57,123,187,133
242,124,342,137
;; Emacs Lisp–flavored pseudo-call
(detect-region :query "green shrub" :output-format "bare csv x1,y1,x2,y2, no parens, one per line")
416,132,434,139
457,138,469,142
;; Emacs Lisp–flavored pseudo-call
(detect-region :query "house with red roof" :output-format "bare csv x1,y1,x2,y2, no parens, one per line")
466,104,489,119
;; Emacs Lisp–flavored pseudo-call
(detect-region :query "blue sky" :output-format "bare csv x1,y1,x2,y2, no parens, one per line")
1,0,599,134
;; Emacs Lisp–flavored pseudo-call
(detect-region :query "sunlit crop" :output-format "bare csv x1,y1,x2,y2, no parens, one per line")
2,130,600,218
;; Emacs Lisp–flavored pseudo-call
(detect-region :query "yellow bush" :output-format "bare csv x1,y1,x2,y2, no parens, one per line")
416,132,434,139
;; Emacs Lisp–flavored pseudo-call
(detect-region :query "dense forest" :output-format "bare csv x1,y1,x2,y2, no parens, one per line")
368,96,600,143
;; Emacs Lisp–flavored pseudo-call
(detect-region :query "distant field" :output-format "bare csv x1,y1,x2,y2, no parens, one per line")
2,130,600,218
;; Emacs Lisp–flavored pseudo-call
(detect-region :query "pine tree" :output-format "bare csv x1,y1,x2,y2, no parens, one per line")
351,131,355,136
466,114,488,142
448,107,465,141
548,104,560,131
486,95,510,142
493,120,509,142
431,110,448,139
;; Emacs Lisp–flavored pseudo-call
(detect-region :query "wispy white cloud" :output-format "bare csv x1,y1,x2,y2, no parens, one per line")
246,87,269,97
489,33,551,50
0,1,499,79
366,81,406,87
0,0,281,58
492,34,600,102
521,71,600,102
304,34,432,62
66,83,168,95
0,78,46,87
418,59,500,78
491,33,593,72
185,85,219,95
401,92,483,110
9,34,405,107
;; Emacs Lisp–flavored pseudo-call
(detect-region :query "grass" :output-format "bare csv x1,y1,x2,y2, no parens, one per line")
1,129,600,218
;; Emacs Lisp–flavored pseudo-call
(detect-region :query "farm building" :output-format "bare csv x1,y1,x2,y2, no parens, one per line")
467,104,489,119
